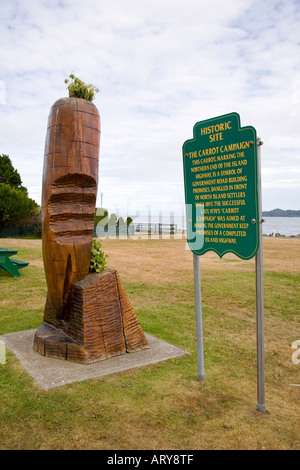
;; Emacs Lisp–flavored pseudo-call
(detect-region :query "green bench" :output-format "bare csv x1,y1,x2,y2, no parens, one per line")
0,248,29,277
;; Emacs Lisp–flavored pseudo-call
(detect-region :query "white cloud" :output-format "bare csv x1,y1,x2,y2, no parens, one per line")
0,0,299,213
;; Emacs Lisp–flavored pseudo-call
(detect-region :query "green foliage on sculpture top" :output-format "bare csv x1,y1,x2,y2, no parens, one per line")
65,73,100,101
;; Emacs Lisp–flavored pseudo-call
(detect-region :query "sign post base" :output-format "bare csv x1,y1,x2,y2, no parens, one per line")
193,253,205,381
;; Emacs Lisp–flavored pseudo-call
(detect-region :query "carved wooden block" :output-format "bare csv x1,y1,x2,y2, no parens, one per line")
34,268,149,363
34,97,149,362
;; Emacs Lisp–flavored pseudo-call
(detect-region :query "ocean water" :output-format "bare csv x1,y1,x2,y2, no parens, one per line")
130,214,300,237
262,217,300,237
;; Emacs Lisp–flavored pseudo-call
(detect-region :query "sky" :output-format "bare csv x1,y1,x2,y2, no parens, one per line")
0,0,299,219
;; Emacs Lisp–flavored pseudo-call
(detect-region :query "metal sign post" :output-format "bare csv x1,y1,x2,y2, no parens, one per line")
183,114,266,411
255,138,266,412
193,253,205,381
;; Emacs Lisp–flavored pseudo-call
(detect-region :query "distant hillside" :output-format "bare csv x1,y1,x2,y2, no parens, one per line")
262,208,300,217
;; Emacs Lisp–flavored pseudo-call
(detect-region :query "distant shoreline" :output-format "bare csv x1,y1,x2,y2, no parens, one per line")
262,209,300,217
263,233,300,238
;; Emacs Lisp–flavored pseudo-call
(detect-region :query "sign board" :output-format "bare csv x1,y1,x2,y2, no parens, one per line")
183,112,259,260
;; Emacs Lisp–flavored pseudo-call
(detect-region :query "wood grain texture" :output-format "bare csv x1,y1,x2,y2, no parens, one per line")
34,269,149,363
34,97,149,363
42,97,100,320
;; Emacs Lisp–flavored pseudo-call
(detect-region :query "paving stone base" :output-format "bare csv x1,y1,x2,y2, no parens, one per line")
0,329,188,390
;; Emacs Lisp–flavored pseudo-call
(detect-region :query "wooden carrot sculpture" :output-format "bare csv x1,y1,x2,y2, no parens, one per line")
41,97,100,323
34,85,148,363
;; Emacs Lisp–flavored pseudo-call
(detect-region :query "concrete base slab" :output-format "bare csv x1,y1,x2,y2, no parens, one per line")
0,330,188,390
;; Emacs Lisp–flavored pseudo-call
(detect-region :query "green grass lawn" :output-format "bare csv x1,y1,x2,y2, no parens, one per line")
0,240,299,450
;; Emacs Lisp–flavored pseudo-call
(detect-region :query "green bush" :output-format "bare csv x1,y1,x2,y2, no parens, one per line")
0,154,39,228
0,183,39,228
89,239,107,273
0,154,22,189
65,73,100,101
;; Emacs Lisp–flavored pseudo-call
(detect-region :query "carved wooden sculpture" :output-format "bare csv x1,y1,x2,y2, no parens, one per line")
34,97,149,363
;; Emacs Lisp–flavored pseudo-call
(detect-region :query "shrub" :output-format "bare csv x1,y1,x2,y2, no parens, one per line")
0,154,22,189
0,183,39,228
65,73,100,101
89,239,107,273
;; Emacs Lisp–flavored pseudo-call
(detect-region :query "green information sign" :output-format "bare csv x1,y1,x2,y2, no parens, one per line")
183,112,259,260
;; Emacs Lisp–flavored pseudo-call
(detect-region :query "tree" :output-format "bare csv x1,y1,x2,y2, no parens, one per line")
0,154,22,189
0,154,39,227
